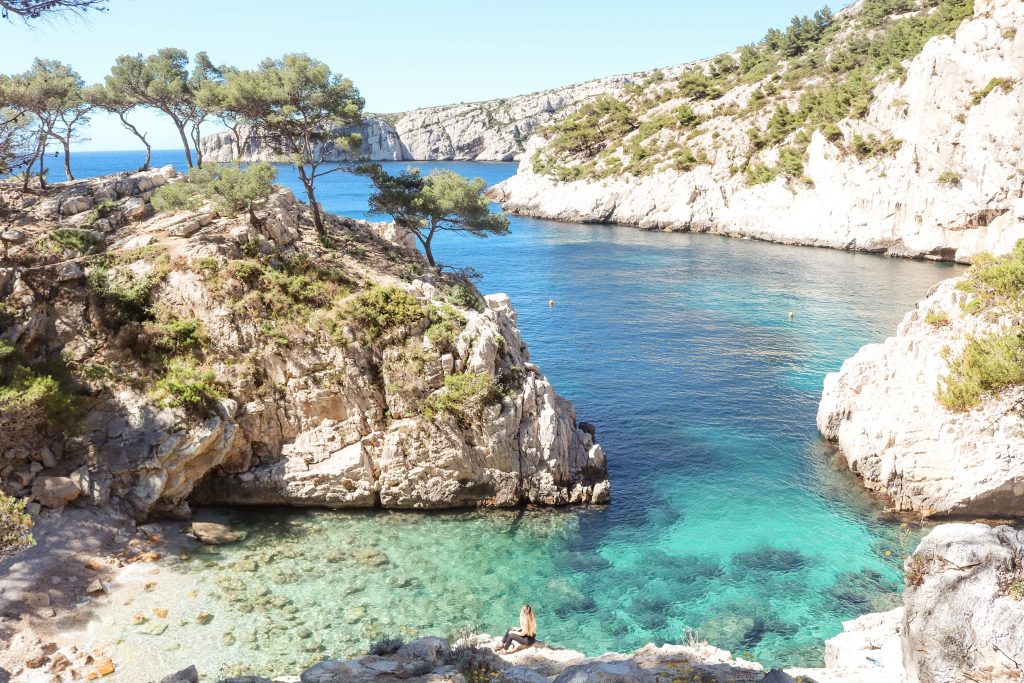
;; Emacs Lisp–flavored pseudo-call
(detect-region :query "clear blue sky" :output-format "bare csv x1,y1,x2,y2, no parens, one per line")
3,0,851,151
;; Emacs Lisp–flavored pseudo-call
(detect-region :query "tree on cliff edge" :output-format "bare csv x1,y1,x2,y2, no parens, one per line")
359,165,510,268
227,54,364,236
107,49,220,170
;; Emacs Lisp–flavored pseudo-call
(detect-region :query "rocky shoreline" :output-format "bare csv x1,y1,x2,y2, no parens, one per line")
489,0,1024,264
5,510,1016,683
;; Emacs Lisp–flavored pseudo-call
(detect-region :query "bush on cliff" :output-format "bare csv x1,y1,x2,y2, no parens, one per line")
938,332,1024,411
341,286,430,347
0,492,34,559
939,241,1024,411
151,358,224,409
152,162,277,226
423,372,502,425
0,340,79,448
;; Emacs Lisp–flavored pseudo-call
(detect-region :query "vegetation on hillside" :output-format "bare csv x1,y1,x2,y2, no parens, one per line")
938,240,1024,411
532,0,974,185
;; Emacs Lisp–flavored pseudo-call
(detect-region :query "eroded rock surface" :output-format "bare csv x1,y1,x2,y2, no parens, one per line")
902,523,1024,683
1,171,608,520
817,277,1024,517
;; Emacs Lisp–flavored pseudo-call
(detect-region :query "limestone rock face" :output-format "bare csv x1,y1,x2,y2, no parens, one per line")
817,277,1024,517
492,0,1024,262
200,73,646,163
200,119,406,163
2,173,608,520
901,523,1024,683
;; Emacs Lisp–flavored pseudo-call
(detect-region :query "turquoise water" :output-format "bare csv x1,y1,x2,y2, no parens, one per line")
59,151,959,672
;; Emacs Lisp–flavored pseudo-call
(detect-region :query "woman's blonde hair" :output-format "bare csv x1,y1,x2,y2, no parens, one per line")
520,604,536,636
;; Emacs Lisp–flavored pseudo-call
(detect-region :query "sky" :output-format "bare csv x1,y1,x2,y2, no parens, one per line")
2,0,852,151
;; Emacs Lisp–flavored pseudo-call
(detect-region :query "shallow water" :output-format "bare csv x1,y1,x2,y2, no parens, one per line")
55,151,961,678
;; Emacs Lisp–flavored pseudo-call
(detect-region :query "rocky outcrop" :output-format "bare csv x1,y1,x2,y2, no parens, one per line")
200,119,406,163
0,170,608,520
902,523,1024,683
200,72,652,163
816,274,1024,518
492,0,1024,263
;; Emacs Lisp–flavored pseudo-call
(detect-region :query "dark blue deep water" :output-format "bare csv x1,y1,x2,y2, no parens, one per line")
52,151,960,673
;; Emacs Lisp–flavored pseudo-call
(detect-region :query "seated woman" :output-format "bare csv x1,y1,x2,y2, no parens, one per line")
497,604,537,652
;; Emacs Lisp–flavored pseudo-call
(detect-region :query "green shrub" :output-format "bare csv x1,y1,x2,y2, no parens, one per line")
368,635,404,656
925,310,950,327
0,493,34,558
342,286,430,346
1009,578,1024,601
0,340,78,427
49,227,104,254
152,358,224,409
777,146,806,178
971,77,1015,106
745,163,779,186
956,241,1024,314
937,170,962,186
152,163,277,221
87,254,169,325
671,146,710,172
147,318,208,355
850,133,903,159
151,180,205,213
675,103,703,128
677,68,724,101
423,372,501,424
938,331,1024,411
81,199,118,228
425,305,466,352
446,283,483,312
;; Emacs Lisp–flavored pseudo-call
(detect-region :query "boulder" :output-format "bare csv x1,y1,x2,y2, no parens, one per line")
552,661,649,683
122,196,148,221
902,524,1024,683
60,195,93,216
31,476,80,508
156,664,199,683
190,522,246,545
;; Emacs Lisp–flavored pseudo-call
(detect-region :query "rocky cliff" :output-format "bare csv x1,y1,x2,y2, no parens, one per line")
0,169,608,521
491,0,1024,263
817,241,1024,517
200,72,651,163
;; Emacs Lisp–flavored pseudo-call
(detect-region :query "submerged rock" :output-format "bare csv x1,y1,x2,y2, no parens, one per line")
190,522,247,546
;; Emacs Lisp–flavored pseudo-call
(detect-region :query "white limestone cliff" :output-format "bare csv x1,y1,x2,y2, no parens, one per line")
0,171,608,520
817,273,1024,518
492,0,1024,263
200,72,662,163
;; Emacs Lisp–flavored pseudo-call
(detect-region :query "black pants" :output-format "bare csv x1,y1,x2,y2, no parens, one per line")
502,630,535,649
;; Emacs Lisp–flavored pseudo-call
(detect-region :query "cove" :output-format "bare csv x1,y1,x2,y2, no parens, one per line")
56,153,962,677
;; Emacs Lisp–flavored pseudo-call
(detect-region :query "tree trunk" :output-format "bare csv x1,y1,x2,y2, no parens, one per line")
62,138,73,181
421,220,439,267
37,136,46,189
118,113,151,171
298,167,324,235
172,118,194,169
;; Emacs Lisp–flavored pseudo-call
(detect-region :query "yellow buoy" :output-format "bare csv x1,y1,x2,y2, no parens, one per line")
787,311,794,319
548,299,555,307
